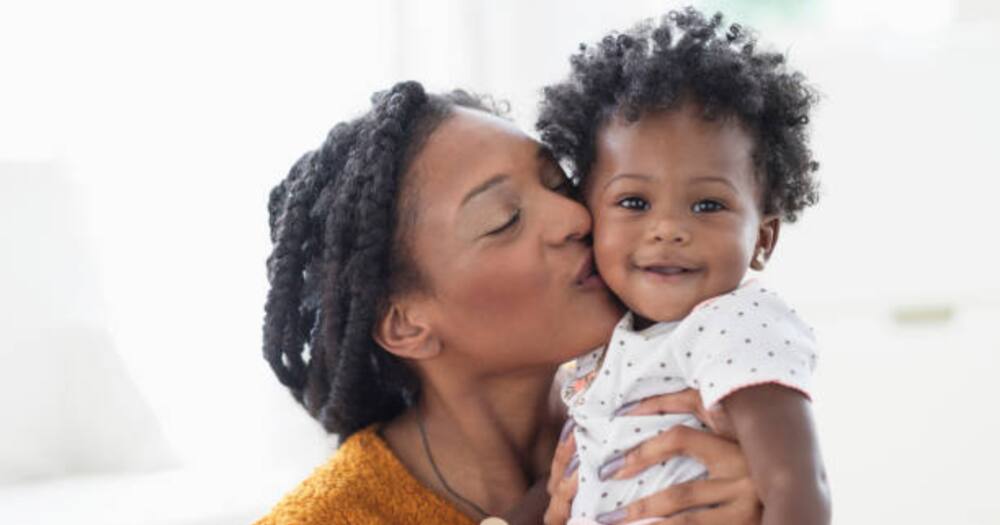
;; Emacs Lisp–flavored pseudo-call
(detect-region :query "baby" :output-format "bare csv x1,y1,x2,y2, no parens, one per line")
539,9,829,525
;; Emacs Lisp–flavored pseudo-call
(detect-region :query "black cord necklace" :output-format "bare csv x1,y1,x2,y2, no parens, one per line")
416,408,493,521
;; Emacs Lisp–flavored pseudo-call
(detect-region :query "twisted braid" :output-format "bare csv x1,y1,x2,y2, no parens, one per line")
538,7,819,222
263,81,499,438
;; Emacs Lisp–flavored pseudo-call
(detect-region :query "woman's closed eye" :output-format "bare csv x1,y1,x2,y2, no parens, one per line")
485,208,521,236
691,199,726,213
617,196,650,211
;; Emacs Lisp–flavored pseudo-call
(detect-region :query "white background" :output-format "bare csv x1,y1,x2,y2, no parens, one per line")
2,0,998,523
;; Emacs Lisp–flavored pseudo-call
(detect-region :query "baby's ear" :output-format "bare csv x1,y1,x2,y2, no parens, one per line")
750,215,781,271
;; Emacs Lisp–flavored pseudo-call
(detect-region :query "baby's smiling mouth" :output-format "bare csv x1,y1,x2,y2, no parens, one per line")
635,260,703,278
645,265,697,275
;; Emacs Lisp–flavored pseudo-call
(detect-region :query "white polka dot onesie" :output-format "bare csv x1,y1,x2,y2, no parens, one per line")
562,281,818,524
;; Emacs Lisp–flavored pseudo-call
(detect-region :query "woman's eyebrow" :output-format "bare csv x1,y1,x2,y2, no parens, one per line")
461,174,510,207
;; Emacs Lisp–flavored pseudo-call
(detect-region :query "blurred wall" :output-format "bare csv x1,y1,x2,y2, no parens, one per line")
2,0,998,523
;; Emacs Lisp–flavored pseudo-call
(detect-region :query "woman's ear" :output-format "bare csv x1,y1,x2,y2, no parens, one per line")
373,299,441,361
750,215,781,271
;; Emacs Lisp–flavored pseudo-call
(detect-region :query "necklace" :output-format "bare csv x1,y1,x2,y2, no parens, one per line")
415,408,493,520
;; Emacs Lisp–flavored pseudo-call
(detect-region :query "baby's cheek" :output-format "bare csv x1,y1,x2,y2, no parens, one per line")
713,239,755,290
591,223,629,291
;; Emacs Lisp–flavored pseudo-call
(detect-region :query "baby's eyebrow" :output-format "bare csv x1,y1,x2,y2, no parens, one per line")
602,173,652,191
690,175,738,191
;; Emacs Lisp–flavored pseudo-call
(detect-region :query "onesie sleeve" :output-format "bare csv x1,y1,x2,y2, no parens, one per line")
672,283,819,410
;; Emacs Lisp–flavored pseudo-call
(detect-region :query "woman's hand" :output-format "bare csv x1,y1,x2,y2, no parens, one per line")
545,389,762,525
623,388,736,440
501,473,555,525
543,420,579,525
596,424,760,524
596,389,759,524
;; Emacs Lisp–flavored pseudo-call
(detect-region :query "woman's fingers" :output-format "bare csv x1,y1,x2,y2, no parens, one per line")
605,426,745,481
543,469,579,525
592,426,760,524
703,495,761,525
621,389,735,440
622,388,702,417
544,421,580,525
597,477,756,524
655,491,761,525
703,404,736,441
502,474,554,525
547,421,577,495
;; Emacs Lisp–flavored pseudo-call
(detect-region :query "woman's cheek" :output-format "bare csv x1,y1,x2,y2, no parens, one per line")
452,254,549,314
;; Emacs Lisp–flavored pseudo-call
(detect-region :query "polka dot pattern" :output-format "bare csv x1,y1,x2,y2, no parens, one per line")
558,281,818,522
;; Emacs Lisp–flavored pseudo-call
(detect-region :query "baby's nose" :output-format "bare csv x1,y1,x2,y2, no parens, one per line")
650,218,691,244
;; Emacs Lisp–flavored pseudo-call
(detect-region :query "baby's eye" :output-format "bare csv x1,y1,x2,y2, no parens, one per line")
617,197,650,211
691,199,725,213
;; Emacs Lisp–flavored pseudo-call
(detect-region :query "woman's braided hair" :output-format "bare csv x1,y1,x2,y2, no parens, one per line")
538,7,820,221
263,81,497,438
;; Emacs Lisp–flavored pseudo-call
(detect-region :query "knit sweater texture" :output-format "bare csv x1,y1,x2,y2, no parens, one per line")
255,425,475,525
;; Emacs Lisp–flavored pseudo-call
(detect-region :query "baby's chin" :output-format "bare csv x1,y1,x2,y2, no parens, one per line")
629,300,699,328
603,281,702,327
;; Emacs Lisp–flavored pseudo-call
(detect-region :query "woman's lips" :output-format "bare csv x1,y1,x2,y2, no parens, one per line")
578,271,606,290
574,255,606,290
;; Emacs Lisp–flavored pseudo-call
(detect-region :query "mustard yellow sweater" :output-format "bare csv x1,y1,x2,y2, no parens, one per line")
255,425,475,525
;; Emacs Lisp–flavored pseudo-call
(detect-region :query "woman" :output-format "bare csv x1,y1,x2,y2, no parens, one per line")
257,81,760,524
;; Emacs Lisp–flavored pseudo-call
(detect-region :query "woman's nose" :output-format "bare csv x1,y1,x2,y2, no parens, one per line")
545,192,592,245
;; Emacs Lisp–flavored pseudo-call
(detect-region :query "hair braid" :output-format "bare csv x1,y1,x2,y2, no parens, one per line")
263,81,500,438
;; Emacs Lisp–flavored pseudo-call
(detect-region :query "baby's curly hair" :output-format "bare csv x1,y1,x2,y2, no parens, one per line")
538,7,819,221
263,81,498,438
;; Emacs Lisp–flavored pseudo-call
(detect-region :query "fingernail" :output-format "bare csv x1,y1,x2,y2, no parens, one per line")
596,508,627,524
559,419,575,443
598,452,625,481
613,401,639,417
563,454,580,478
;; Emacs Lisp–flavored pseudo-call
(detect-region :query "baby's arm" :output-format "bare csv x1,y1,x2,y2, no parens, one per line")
722,384,830,525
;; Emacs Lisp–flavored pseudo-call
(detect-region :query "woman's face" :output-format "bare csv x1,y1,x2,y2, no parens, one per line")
404,108,622,372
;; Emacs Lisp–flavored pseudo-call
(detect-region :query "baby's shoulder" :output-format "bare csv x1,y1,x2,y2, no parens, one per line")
677,282,811,342
686,282,794,321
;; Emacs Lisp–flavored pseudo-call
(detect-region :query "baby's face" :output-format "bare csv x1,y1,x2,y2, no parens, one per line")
584,104,778,323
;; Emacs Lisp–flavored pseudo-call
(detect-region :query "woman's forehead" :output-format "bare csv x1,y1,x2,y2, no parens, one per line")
400,109,546,257
410,108,540,193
